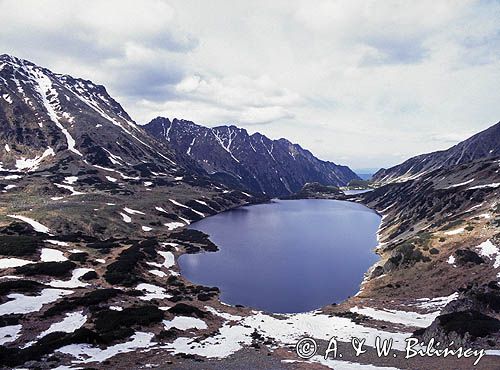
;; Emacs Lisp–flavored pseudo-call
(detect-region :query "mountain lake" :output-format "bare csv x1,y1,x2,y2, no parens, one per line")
178,199,381,313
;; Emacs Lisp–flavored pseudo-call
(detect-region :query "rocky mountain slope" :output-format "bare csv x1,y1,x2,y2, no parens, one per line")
356,154,500,353
0,54,257,237
0,55,267,368
373,121,500,184
144,117,359,196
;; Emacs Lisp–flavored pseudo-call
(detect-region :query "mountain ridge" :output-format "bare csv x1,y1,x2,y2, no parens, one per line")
373,121,500,184
144,116,360,196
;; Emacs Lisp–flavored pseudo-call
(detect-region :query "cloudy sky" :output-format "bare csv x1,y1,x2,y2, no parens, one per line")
1,0,499,170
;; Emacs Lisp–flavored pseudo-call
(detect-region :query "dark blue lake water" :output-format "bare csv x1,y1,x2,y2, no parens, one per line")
178,199,381,313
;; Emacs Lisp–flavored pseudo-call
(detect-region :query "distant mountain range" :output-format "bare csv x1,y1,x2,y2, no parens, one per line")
373,121,500,184
144,117,359,196
0,53,359,228
0,54,360,199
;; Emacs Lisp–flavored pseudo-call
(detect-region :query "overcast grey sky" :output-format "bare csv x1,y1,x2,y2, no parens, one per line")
1,0,499,169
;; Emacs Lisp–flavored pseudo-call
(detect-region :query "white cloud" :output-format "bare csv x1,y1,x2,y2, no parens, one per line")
0,0,194,100
0,0,499,168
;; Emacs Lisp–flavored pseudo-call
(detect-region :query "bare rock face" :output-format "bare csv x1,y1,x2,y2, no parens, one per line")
414,282,500,348
144,117,360,197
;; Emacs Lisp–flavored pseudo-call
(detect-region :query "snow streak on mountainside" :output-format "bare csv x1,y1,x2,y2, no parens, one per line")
145,117,360,196
373,121,500,184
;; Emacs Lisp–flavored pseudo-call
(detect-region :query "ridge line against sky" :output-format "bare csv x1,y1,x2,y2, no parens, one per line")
1,0,499,169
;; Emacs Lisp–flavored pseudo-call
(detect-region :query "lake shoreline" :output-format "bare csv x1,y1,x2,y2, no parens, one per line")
179,198,382,313
155,192,500,370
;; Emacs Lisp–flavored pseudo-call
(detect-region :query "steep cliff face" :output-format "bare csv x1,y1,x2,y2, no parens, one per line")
144,117,360,196
373,121,500,184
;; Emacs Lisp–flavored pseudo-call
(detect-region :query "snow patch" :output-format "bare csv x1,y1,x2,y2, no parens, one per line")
444,228,464,236
165,310,412,359
3,184,16,191
136,283,171,301
204,306,243,321
29,68,82,156
0,257,34,268
157,251,175,269
40,248,67,262
169,199,204,217
16,147,55,171
0,289,73,315
38,311,87,338
0,324,22,345
468,183,500,190
2,93,13,104
412,293,459,310
46,240,69,247
63,176,78,185
4,174,22,180
447,255,456,266
119,212,132,223
54,183,84,196
350,306,438,327
445,179,474,188
7,214,50,233
48,268,94,288
163,316,207,331
477,240,500,268
165,323,251,358
58,332,155,363
149,269,167,278
124,207,145,215
164,222,184,231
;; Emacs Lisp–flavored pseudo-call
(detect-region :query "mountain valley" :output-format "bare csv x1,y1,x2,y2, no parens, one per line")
0,55,499,370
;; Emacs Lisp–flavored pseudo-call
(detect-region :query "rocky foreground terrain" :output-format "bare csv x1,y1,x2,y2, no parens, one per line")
0,55,499,370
